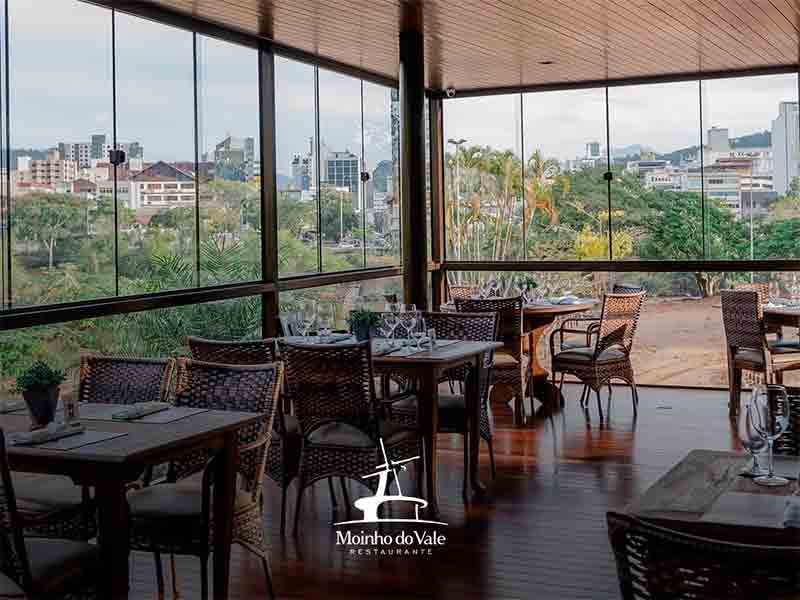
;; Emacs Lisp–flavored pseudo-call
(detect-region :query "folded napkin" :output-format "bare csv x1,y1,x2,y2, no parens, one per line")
8,422,85,446
111,401,170,421
0,399,26,414
784,495,800,528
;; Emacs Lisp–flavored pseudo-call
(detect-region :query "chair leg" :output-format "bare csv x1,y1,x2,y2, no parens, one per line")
730,366,743,418
416,445,425,497
153,549,165,596
200,553,209,600
327,477,338,509
280,482,288,536
170,553,179,598
261,555,276,599
486,435,496,480
630,379,639,417
293,483,306,537
462,431,469,499
595,389,604,421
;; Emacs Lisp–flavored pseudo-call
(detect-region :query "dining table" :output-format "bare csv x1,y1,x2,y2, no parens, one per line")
372,338,503,515
0,407,260,599
764,304,800,332
626,448,800,546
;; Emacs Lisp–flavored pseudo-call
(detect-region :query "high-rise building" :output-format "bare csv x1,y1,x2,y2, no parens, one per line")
90,134,106,160
58,142,91,168
708,127,731,153
585,141,601,159
21,150,78,185
772,101,800,195
324,150,361,210
213,135,256,181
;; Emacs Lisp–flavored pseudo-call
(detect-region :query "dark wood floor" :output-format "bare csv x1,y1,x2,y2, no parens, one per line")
129,384,739,599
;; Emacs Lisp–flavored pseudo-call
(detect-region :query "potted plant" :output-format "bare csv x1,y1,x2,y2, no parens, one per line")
13,360,66,428
347,309,381,342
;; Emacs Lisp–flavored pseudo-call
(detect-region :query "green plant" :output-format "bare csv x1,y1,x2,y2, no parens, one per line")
520,276,538,289
12,360,66,393
347,309,381,331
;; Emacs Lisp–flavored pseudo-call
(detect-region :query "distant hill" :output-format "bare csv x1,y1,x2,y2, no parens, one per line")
731,130,770,149
610,144,653,159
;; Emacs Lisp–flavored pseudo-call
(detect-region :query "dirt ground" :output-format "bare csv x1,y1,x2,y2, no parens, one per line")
538,296,800,388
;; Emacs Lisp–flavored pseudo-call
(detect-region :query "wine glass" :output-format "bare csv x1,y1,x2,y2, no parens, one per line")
751,384,791,487
300,299,317,340
317,302,334,342
411,316,427,350
398,306,417,352
738,390,768,477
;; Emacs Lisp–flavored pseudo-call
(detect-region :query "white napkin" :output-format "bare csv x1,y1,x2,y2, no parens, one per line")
8,422,85,446
783,495,800,528
111,401,170,421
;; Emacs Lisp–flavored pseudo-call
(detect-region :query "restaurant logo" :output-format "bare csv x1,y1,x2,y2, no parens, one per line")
334,439,447,556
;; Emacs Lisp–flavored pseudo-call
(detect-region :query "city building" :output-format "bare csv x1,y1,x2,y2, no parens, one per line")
324,150,361,210
772,101,799,194
291,148,313,191
127,161,196,210
214,135,256,181
58,142,91,168
18,150,78,186
707,126,730,152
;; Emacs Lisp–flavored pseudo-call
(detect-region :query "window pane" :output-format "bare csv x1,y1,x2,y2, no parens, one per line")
523,88,608,260
363,82,400,267
702,74,798,260
608,81,702,261
443,94,523,261
115,13,196,295
280,277,402,331
275,56,319,276
197,36,261,285
318,68,364,271
9,0,114,306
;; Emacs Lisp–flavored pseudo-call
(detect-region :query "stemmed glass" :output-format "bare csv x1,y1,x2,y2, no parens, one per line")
317,302,334,342
397,305,417,353
300,299,317,340
750,384,791,487
738,390,768,477
411,315,427,350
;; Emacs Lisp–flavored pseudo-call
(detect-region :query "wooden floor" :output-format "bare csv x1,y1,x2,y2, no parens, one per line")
129,384,740,599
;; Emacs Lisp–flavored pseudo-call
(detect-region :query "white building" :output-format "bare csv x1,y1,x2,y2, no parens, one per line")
127,161,195,210
19,151,77,186
772,101,799,194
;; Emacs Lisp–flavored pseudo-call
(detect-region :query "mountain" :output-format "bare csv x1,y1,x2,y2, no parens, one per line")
731,130,770,149
610,144,653,159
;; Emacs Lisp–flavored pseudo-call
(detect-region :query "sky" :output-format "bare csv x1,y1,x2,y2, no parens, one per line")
7,0,799,173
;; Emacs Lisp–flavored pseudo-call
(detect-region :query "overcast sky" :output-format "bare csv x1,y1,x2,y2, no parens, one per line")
8,0,799,173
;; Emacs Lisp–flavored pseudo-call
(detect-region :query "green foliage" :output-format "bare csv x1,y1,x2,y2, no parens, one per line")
12,360,65,393
347,308,381,330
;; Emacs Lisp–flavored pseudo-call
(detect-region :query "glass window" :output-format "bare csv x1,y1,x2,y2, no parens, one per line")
318,68,365,271
9,0,114,306
114,13,196,295
275,56,319,276
608,81,702,261
443,94,524,261
522,88,608,260
363,82,400,267
196,35,261,285
702,74,799,261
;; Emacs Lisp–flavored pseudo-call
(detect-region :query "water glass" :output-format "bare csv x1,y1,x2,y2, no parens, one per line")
411,316,427,350
738,391,767,476
300,299,317,339
751,384,791,487
317,303,334,342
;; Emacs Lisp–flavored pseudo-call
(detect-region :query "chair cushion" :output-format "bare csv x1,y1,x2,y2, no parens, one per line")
12,473,85,516
733,348,765,368
283,414,300,437
0,573,23,598
554,346,626,363
128,473,250,520
25,538,101,595
307,421,415,448
494,352,521,367
770,340,800,354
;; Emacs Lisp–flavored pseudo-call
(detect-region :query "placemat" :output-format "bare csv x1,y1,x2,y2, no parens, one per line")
37,430,127,451
136,407,209,424
0,399,27,414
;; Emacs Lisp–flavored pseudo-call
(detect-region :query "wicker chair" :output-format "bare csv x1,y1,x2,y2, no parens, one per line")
13,355,174,544
448,284,477,301
721,290,800,417
277,340,421,536
187,335,298,535
388,312,500,483
733,282,792,344
454,297,529,419
0,429,101,599
550,291,646,418
607,511,800,599
128,359,283,600
279,312,303,337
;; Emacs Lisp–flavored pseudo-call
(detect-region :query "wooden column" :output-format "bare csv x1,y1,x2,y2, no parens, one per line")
400,16,428,309
259,45,280,337
429,97,446,309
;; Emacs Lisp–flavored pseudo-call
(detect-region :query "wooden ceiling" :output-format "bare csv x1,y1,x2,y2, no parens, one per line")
142,0,800,92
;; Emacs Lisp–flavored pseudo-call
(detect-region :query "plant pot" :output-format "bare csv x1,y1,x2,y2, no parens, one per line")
22,385,60,428
352,323,372,342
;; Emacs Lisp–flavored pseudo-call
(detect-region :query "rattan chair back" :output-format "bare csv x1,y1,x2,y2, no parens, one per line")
612,284,644,294
607,511,800,599
172,359,283,498
454,297,523,358
721,290,766,352
277,340,377,437
734,282,770,304
278,312,303,337
448,285,477,301
0,430,32,591
187,336,277,365
79,354,175,405
595,291,646,356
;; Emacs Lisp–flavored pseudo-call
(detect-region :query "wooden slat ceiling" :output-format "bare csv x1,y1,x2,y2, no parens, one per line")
145,0,800,92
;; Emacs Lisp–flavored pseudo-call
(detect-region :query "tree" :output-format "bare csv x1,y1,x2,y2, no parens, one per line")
13,193,85,269
754,218,800,259
320,189,358,242
639,191,747,296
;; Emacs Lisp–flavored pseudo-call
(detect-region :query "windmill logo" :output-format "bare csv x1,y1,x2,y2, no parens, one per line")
334,438,447,526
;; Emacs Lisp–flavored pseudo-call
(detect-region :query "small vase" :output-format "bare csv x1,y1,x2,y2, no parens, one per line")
23,385,60,429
